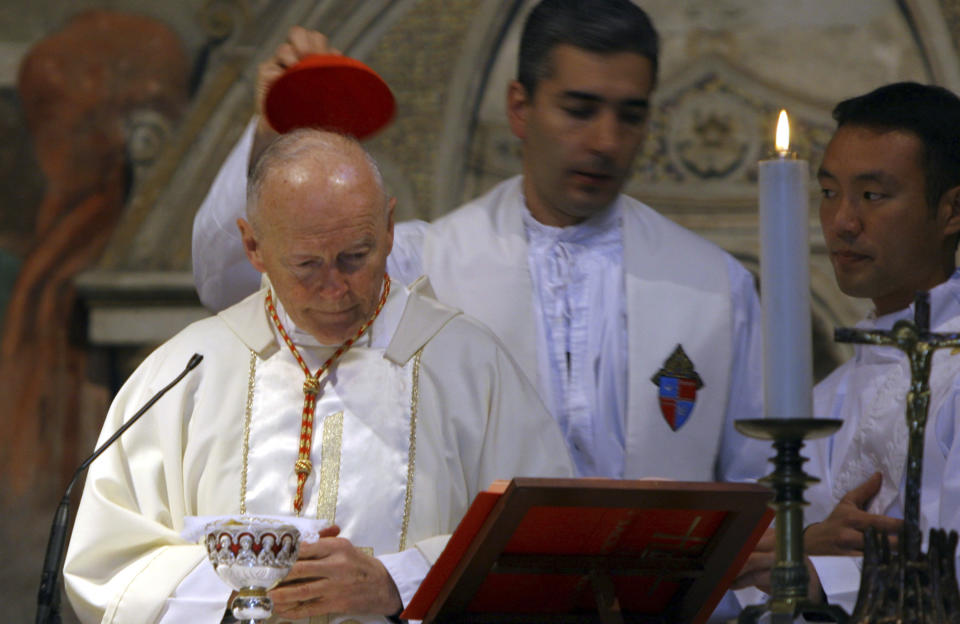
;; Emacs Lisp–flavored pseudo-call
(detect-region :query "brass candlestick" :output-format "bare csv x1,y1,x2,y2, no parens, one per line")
735,418,849,624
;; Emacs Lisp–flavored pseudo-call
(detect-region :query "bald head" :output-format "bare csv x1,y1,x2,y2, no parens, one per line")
246,128,388,233
238,128,395,344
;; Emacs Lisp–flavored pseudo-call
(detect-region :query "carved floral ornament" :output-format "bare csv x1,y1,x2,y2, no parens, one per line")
632,60,835,196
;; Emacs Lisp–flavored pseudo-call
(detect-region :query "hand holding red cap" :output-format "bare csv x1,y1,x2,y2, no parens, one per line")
264,53,396,140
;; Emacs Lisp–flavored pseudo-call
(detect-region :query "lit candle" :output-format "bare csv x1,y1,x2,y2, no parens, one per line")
758,110,812,419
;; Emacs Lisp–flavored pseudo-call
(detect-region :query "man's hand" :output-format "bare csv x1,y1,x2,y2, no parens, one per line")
251,26,341,167
732,527,775,593
804,472,902,556
255,26,339,118
733,473,902,598
269,527,402,619
732,527,823,601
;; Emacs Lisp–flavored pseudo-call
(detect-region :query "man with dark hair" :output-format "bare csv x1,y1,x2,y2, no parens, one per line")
830,82,960,215
194,0,766,485
735,82,960,612
517,0,659,93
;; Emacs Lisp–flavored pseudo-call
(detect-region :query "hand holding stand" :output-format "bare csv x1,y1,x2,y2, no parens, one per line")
738,292,960,623
734,418,849,624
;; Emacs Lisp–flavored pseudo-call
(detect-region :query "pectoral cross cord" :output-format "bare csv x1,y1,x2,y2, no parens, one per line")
264,274,391,514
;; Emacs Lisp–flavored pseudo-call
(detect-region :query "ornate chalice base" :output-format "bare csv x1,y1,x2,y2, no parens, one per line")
204,517,301,624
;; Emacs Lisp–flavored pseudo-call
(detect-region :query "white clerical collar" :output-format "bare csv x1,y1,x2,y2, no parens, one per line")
855,268,960,361
273,296,366,348
266,277,405,357
520,194,622,247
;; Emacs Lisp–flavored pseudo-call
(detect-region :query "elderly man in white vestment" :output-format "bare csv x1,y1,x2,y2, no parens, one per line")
192,0,768,488
63,128,574,624
734,82,960,614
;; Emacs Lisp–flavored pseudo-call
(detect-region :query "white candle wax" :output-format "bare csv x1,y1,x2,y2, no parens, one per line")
758,154,812,419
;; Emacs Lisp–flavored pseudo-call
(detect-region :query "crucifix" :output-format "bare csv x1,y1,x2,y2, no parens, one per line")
833,291,960,622
834,292,960,560
736,292,960,623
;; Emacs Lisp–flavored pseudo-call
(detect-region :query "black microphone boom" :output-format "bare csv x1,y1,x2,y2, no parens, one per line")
35,353,203,624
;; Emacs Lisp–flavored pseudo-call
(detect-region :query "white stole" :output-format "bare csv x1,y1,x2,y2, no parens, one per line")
246,346,416,555
243,301,419,624
423,177,734,480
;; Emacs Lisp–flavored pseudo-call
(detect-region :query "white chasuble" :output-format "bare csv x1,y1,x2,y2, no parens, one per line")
423,176,738,480
63,281,574,624
246,345,416,556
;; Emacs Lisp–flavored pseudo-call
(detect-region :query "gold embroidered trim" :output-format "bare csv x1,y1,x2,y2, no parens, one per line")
399,349,423,552
315,411,345,523
240,349,257,515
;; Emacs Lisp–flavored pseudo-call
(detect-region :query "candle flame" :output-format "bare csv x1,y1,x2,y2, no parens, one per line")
775,110,790,154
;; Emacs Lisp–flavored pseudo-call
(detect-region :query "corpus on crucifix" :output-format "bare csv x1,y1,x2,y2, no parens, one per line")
835,291,960,556
834,291,960,622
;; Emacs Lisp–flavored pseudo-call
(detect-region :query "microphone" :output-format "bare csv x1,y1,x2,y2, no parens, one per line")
35,353,203,624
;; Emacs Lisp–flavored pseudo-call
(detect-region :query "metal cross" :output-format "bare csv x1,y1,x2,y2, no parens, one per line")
834,292,960,559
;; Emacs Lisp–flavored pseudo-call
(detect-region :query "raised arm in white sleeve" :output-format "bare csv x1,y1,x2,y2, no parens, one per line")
192,119,261,311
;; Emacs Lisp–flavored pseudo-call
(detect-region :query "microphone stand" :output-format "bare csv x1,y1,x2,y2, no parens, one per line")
35,353,203,624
